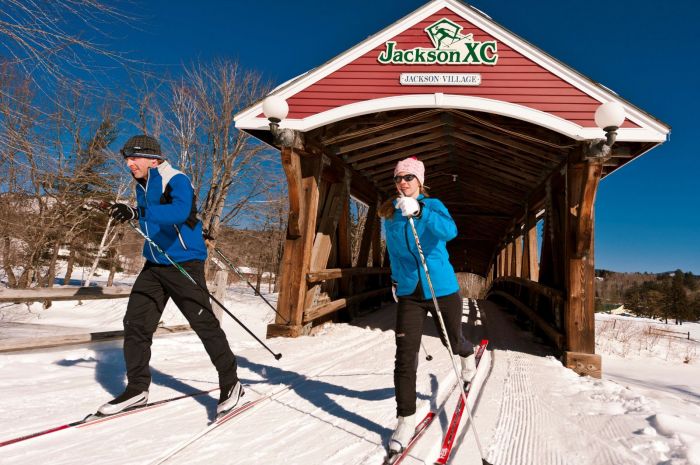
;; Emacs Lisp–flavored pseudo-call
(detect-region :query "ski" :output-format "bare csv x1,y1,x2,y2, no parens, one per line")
383,411,437,465
148,391,271,465
435,339,489,465
0,388,217,448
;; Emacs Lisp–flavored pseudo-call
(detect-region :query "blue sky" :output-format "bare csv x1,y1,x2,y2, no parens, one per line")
103,0,698,273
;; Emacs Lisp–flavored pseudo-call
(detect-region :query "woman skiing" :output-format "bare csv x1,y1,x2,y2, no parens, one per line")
379,156,476,455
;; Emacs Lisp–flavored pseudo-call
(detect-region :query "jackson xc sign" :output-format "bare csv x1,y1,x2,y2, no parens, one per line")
377,18,499,65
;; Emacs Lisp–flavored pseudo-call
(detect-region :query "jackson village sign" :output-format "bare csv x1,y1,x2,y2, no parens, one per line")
377,18,499,65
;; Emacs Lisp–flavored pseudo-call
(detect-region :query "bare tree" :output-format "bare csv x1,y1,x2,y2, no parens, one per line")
0,69,126,289
178,59,272,239
168,81,200,173
0,0,135,101
350,198,370,266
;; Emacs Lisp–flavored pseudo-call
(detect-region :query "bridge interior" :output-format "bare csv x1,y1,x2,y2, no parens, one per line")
242,103,663,379
263,107,655,276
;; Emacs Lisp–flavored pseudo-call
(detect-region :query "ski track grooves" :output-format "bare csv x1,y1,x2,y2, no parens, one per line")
487,351,651,465
0,328,387,461
149,332,391,465
488,352,554,465
357,298,492,465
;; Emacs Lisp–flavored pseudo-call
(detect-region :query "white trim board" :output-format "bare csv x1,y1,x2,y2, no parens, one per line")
236,94,666,143
234,0,669,142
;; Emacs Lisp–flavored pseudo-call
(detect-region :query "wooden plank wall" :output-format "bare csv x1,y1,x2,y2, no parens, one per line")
485,143,603,376
268,149,389,338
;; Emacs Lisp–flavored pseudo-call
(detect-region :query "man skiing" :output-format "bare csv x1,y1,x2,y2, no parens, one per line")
98,134,243,417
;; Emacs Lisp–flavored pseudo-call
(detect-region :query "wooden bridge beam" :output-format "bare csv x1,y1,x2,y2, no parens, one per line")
563,145,605,377
521,209,539,281
268,148,323,338
514,233,523,278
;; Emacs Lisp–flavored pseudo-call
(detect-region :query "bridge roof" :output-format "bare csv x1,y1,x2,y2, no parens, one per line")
235,0,670,275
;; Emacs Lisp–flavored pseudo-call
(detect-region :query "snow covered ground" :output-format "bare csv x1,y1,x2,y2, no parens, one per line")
0,273,699,464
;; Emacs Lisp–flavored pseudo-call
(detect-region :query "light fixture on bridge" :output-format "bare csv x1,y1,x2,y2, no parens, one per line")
588,101,626,159
262,95,295,147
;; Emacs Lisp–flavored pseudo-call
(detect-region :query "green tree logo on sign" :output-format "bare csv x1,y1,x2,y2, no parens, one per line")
377,18,498,65
425,18,473,49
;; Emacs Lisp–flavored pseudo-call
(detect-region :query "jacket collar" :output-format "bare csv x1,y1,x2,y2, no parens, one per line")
146,160,171,179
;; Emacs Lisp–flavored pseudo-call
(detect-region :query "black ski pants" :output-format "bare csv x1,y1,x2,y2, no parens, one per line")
123,261,238,391
394,286,473,417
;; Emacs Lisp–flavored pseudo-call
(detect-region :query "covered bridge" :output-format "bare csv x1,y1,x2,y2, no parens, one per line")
234,0,669,376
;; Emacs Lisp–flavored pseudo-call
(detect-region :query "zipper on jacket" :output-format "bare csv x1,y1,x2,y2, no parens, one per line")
403,220,423,295
139,171,159,263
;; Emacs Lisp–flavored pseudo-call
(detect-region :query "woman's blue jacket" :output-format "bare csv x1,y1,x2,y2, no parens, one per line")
384,194,459,299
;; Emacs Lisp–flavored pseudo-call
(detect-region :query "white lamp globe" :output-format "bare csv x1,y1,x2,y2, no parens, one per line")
262,95,289,123
594,101,625,131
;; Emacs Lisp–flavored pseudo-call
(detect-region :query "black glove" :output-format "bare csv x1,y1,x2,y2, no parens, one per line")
109,203,139,223
202,229,215,241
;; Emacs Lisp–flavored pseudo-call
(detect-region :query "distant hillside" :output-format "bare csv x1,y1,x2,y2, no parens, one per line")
595,269,699,305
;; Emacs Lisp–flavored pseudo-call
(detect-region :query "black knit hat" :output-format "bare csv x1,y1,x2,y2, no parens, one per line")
121,135,164,160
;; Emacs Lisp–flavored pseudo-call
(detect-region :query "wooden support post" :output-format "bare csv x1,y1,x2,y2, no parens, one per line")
212,270,228,322
304,175,348,311
337,170,353,300
498,247,506,278
563,147,604,377
521,211,532,280
269,148,322,338
505,240,514,277
563,351,601,379
527,217,539,281
521,209,540,282
514,233,523,278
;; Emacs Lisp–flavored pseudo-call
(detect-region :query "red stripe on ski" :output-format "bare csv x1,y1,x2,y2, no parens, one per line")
0,388,217,448
435,339,489,465
386,411,437,465
0,424,72,448
215,395,269,425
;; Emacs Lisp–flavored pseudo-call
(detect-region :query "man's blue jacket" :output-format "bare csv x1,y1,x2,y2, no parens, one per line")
385,194,459,299
135,161,207,264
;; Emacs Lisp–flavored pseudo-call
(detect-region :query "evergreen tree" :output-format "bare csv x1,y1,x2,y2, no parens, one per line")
666,269,689,324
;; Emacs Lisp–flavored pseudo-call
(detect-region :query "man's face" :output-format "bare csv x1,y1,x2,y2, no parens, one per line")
125,157,159,179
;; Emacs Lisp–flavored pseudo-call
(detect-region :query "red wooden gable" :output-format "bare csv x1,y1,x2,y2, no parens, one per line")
275,9,638,128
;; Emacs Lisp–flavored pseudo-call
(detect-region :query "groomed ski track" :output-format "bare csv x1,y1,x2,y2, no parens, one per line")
1,298,669,465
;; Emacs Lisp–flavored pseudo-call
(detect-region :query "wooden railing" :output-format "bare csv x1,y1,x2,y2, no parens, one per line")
303,267,391,323
0,286,132,303
487,277,564,349
306,267,390,283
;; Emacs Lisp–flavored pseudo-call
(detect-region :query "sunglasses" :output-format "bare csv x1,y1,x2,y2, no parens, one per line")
121,147,160,158
393,174,416,183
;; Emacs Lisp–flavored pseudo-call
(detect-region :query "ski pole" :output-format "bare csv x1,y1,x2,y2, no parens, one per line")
209,243,290,325
407,216,490,465
127,221,282,361
421,341,433,361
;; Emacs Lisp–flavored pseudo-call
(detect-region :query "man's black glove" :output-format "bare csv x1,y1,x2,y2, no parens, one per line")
109,203,139,223
202,229,215,241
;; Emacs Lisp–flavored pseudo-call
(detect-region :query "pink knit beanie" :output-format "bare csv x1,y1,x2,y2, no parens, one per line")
394,157,425,185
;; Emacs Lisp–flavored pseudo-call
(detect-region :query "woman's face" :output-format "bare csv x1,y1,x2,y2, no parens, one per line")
394,171,421,199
